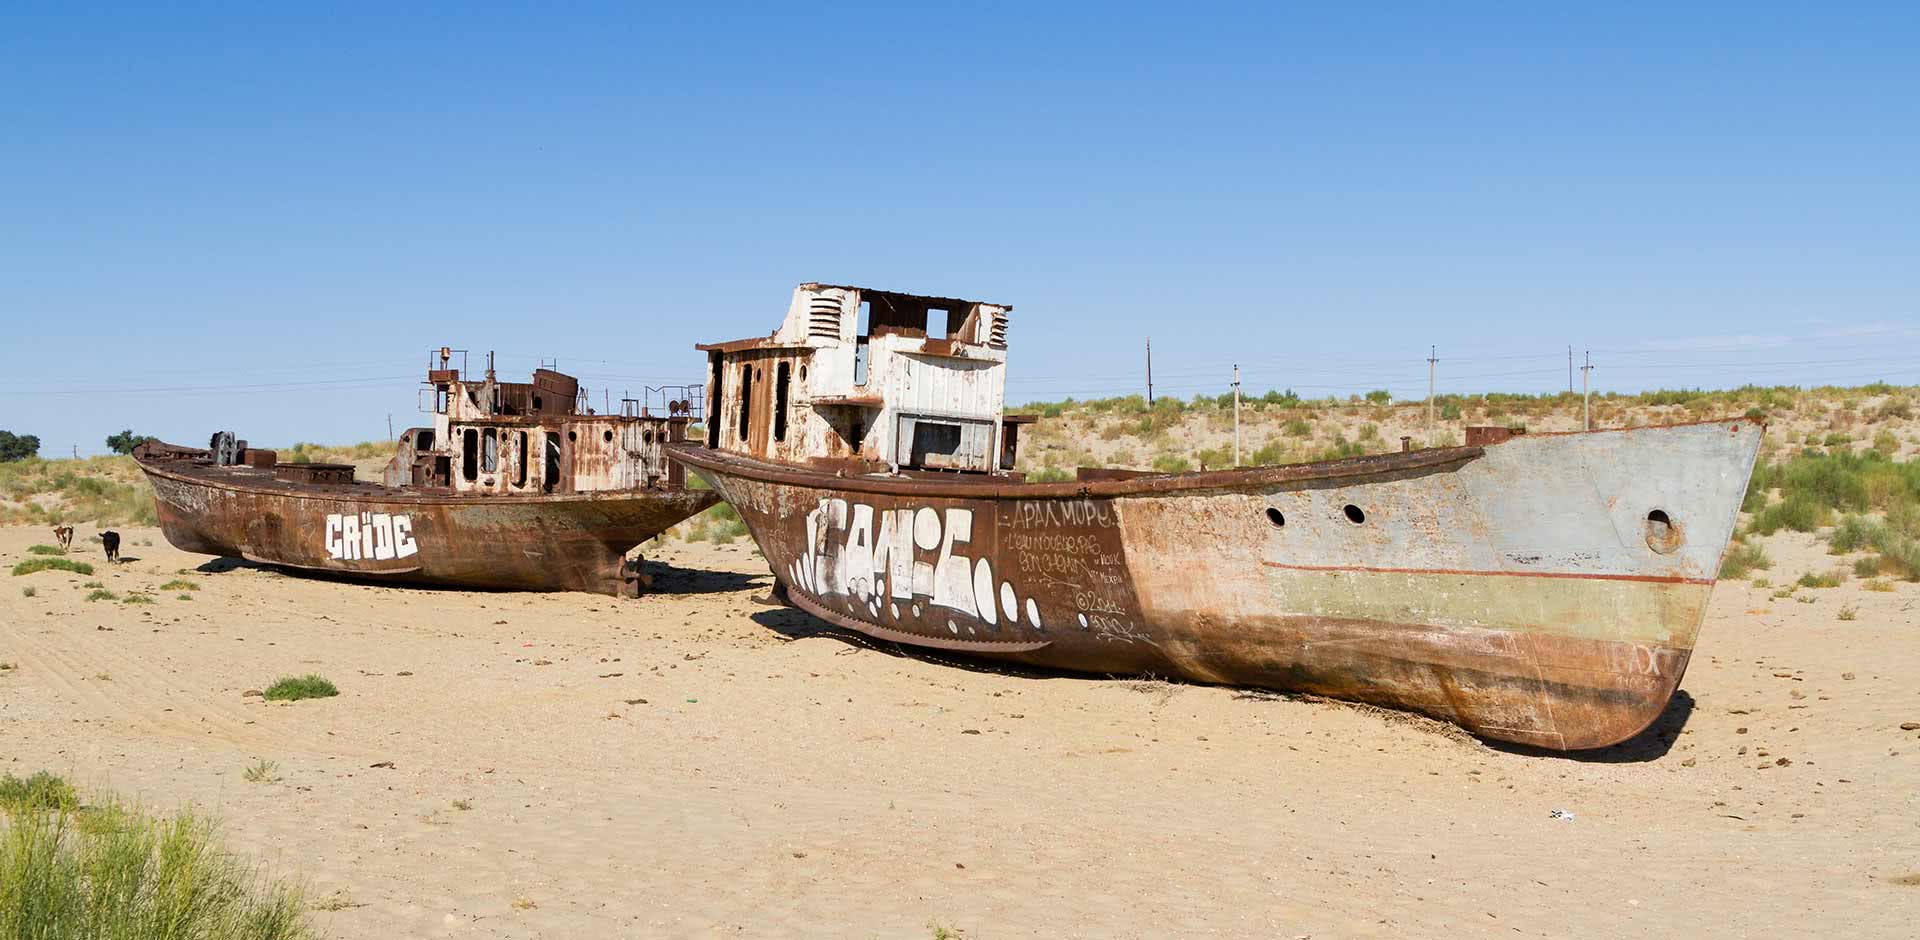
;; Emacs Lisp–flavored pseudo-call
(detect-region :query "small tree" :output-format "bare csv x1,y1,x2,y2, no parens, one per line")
0,431,39,462
105,430,155,455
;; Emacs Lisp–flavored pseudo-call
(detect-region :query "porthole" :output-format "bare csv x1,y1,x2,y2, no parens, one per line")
642,430,654,445
1265,508,1285,528
1343,504,1366,524
604,430,614,443
1645,509,1682,554
567,431,577,442
799,366,808,381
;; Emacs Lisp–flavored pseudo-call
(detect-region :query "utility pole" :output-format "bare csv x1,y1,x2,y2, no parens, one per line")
1581,351,1594,430
1426,345,1438,444
1145,337,1154,407
1232,363,1242,466
1568,345,1574,395
387,414,393,441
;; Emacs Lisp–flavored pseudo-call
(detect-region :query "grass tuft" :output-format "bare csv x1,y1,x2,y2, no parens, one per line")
1719,542,1773,580
11,557,95,577
25,544,65,556
1796,570,1845,589
121,593,155,605
20,586,36,598
0,771,78,811
0,772,313,938
160,579,199,592
242,760,278,784
84,589,116,602
262,675,338,702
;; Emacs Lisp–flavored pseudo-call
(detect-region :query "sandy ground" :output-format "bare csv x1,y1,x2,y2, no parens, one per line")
3,525,1917,939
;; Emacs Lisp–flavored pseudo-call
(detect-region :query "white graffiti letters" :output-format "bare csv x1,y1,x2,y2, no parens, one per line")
798,499,993,620
324,512,418,562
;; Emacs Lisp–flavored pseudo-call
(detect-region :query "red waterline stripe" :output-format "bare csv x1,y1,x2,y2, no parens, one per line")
1259,561,1712,586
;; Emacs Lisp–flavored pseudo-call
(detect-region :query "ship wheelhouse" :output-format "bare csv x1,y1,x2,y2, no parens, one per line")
384,348,701,495
697,284,1031,476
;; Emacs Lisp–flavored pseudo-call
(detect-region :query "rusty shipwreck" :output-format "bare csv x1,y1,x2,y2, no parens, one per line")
670,283,1764,750
135,350,716,595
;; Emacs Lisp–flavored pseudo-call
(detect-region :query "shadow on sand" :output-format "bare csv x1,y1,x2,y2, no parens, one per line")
1483,689,1695,763
747,607,1082,682
190,554,762,597
640,559,763,596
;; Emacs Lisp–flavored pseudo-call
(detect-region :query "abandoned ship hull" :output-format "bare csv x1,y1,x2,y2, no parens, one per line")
139,458,716,595
673,418,1763,750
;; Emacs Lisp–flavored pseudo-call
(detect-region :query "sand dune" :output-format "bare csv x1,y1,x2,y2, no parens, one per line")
3,526,1917,938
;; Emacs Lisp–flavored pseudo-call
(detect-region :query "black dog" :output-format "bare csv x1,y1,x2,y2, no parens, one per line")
100,530,120,563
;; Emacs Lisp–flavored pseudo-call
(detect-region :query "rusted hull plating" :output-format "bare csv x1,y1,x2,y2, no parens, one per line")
139,458,716,596
673,419,1763,750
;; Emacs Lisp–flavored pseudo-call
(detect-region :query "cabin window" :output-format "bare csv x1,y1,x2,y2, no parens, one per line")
853,300,871,385
927,308,949,340
848,419,863,451
482,429,498,473
543,431,561,492
737,363,755,441
773,362,791,442
461,428,478,481
909,422,963,468
415,430,435,451
514,431,528,487
532,395,543,411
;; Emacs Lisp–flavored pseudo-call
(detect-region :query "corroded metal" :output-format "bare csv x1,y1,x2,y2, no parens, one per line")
134,353,716,596
678,283,1765,750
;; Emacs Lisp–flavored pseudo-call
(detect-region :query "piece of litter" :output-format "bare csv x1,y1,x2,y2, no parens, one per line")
1548,809,1575,821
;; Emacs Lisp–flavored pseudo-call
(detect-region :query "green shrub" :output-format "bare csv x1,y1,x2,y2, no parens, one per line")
1150,454,1192,474
1829,515,1874,553
1193,447,1233,469
160,579,198,592
1719,542,1772,580
0,774,312,938
1025,467,1072,483
11,558,94,577
262,675,338,702
84,589,116,602
121,593,154,605
1282,418,1313,438
1796,570,1844,589
25,544,64,556
1751,495,1829,535
19,586,35,598
1853,556,1884,578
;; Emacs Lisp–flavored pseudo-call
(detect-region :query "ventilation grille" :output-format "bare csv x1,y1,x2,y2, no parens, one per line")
807,297,842,340
987,312,1009,348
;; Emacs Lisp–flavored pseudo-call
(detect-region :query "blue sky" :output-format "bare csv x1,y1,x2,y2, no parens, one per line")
3,3,1915,455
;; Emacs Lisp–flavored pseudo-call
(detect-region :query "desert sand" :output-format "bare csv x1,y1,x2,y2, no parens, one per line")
3,524,1917,938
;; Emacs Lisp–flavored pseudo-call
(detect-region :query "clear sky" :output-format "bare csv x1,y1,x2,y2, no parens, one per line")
3,3,1915,455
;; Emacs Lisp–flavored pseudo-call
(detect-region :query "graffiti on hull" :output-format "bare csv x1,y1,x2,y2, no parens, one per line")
324,512,419,562
776,493,1152,645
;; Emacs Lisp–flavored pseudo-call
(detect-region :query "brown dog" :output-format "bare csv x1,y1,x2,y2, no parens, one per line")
53,525,74,553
